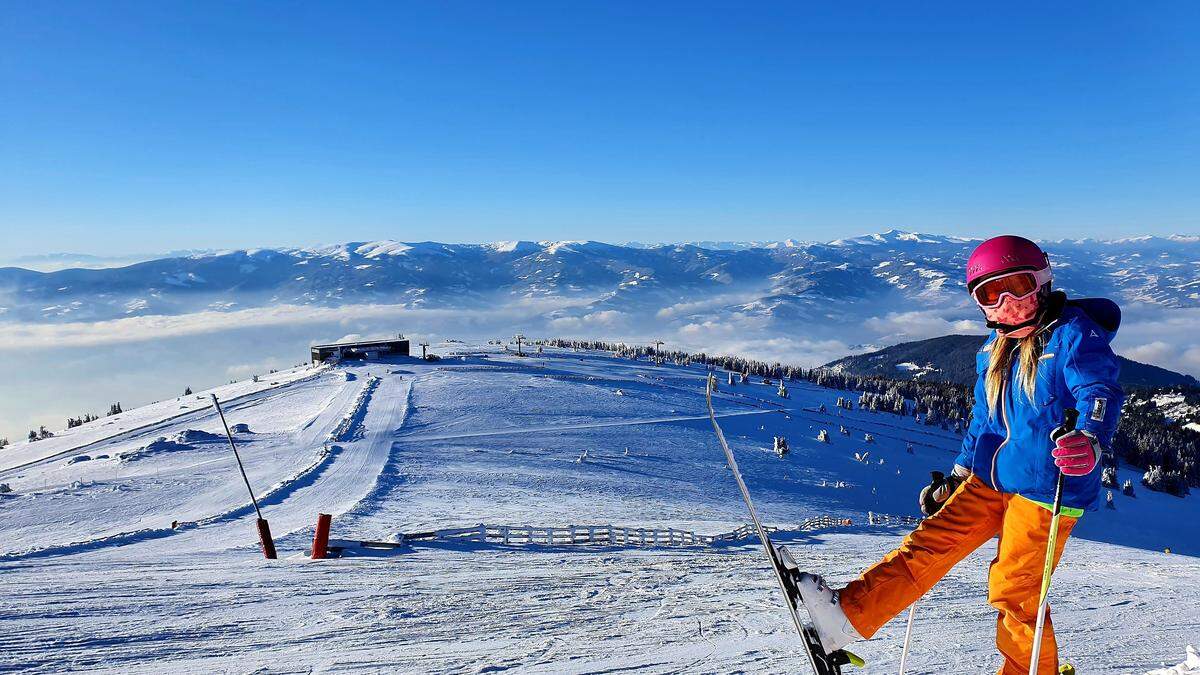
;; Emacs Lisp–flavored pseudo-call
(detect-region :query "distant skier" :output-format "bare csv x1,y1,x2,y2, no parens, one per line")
795,236,1124,673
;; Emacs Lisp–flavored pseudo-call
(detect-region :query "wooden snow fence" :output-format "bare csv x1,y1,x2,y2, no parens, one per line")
326,515,859,557
485,525,715,547
867,511,923,528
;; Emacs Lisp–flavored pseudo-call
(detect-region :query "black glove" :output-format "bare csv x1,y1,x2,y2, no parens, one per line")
919,470,963,516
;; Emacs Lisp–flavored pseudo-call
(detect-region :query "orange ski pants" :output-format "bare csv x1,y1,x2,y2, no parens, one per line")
840,475,1077,674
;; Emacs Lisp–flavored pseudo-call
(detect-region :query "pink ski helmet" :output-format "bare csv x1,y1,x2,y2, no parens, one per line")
965,235,1053,337
966,235,1050,291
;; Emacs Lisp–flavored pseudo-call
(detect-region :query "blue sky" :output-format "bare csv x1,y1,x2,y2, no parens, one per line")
2,1,1198,255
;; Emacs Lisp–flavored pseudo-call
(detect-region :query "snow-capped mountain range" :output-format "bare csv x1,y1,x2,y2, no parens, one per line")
2,230,1198,325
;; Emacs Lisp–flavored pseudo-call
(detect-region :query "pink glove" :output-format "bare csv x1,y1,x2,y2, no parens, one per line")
1051,431,1101,476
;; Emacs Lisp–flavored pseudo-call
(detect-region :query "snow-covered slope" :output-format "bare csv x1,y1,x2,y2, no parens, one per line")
1,344,1195,673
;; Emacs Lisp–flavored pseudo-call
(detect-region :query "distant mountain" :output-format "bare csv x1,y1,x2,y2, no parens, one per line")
2,230,1198,325
822,334,1200,389
0,250,213,272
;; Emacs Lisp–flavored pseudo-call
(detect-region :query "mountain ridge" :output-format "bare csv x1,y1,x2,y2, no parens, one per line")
3,230,1198,326
822,333,1200,389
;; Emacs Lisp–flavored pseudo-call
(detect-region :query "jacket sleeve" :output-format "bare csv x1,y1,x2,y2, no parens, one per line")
954,344,993,473
1062,321,1125,448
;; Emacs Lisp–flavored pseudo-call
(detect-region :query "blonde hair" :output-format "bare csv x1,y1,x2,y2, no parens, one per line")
984,333,1043,416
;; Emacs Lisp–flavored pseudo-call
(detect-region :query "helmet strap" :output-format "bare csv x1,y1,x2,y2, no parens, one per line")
985,314,1042,334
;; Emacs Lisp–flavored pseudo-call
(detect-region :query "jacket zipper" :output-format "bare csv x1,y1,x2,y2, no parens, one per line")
988,330,1052,491
991,376,1012,490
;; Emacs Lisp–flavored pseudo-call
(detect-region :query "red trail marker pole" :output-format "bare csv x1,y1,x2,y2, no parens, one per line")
311,513,332,559
211,394,277,559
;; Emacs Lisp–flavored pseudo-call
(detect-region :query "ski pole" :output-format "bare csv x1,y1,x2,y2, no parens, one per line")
212,394,277,559
898,602,917,675
1029,407,1078,673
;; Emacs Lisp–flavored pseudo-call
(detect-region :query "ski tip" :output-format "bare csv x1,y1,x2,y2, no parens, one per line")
838,650,866,668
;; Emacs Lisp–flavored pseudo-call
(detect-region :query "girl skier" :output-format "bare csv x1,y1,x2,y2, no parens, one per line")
798,235,1124,674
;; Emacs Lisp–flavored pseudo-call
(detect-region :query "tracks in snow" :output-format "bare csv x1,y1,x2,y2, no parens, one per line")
134,371,412,556
394,408,779,444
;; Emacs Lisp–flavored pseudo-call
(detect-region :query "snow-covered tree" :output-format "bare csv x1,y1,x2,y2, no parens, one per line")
1142,465,1189,496
774,436,789,457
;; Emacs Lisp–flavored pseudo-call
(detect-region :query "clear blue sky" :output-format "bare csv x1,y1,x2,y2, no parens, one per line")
2,1,1198,255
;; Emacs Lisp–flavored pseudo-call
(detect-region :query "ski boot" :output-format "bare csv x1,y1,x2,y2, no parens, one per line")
777,546,866,671
793,572,863,654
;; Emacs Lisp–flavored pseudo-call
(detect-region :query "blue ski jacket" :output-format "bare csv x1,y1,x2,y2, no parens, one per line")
954,293,1125,512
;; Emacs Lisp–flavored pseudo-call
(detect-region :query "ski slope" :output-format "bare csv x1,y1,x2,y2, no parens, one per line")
0,343,1196,673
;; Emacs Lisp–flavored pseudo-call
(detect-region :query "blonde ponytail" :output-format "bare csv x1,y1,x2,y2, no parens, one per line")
984,333,1043,416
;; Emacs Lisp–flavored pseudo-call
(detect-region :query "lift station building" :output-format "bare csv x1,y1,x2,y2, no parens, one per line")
311,336,410,364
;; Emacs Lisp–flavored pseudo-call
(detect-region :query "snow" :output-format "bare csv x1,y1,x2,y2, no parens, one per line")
0,345,1195,672
161,272,205,286
354,241,414,258
894,362,938,379
1149,647,1200,675
541,240,590,254
488,240,538,253
0,363,324,474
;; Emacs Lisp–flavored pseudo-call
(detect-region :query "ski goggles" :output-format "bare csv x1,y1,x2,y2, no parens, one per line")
970,267,1052,308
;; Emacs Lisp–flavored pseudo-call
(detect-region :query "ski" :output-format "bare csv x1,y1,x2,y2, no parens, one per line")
705,376,863,674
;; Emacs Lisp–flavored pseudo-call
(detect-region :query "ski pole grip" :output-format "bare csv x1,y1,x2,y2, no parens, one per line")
1050,408,1079,442
1063,407,1078,432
